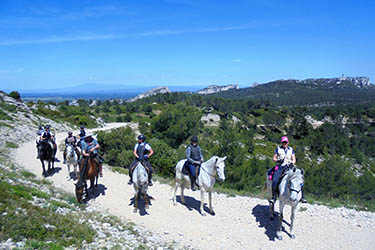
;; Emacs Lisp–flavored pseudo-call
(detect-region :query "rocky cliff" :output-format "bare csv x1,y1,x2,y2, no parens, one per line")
296,76,371,88
127,87,171,102
197,84,239,95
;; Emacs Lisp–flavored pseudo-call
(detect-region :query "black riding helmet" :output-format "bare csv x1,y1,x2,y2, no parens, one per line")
191,135,198,143
138,134,146,141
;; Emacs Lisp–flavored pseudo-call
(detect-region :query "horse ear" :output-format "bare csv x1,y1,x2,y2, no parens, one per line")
222,156,227,161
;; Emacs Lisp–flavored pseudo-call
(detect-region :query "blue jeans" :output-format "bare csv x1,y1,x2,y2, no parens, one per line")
187,163,196,177
272,165,288,193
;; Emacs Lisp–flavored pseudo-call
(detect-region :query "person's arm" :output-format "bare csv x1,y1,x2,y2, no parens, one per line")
147,148,154,158
186,146,194,164
89,142,100,152
291,153,296,164
198,146,204,163
273,153,278,162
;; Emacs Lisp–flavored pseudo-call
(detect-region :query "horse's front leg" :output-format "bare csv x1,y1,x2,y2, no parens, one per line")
41,161,46,177
290,205,297,239
173,181,178,206
133,192,138,213
180,184,186,205
208,191,215,215
277,202,285,240
200,189,206,216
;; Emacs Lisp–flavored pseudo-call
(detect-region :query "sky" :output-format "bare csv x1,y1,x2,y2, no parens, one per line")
0,0,374,91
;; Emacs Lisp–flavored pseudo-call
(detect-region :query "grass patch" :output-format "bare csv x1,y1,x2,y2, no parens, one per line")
20,170,36,179
111,166,128,175
5,141,18,148
0,181,96,247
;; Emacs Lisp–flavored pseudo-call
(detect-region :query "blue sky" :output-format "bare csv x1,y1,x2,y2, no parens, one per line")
0,0,374,91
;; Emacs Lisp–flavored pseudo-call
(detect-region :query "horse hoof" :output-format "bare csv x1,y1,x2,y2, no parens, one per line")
201,212,206,216
133,208,138,213
277,235,282,240
210,211,216,216
291,234,295,239
173,202,177,206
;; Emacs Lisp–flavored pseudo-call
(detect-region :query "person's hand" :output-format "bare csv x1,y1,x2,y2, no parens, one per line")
144,155,149,160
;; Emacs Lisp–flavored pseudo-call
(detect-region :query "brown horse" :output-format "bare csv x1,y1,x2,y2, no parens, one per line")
75,153,99,203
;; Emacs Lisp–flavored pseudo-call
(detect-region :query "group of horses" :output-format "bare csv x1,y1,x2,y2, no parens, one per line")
38,138,305,240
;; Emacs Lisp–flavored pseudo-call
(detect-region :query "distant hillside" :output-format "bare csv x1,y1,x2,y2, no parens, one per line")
215,77,375,105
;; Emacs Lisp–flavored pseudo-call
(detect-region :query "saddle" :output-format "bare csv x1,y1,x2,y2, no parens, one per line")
130,160,150,174
182,160,201,177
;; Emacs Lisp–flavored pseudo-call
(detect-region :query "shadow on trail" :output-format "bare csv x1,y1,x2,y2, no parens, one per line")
252,204,280,241
81,184,107,203
175,195,213,215
129,195,153,216
46,166,61,177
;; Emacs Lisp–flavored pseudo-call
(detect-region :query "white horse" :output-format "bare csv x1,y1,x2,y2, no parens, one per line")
132,162,150,213
266,166,304,240
66,145,79,179
173,156,227,216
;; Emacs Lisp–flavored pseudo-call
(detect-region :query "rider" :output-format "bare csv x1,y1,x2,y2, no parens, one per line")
185,135,204,191
271,136,307,203
128,135,154,186
81,134,103,177
63,131,80,164
36,125,45,159
77,125,86,149
39,125,59,162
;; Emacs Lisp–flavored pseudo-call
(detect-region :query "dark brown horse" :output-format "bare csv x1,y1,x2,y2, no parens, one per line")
39,139,55,177
75,153,99,203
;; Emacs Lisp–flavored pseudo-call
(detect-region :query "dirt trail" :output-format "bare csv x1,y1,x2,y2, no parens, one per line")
16,123,375,250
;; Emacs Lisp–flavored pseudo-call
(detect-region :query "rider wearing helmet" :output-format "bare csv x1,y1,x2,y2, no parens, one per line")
81,134,103,177
128,134,154,186
185,135,204,191
39,125,59,162
270,136,306,203
63,131,80,164
77,125,86,149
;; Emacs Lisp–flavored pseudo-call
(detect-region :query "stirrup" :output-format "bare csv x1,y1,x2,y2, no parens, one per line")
128,179,133,185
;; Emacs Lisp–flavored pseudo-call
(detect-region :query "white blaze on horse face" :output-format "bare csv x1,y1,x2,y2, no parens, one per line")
216,157,226,182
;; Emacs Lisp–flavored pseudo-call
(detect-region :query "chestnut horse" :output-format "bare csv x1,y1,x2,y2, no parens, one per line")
75,153,99,203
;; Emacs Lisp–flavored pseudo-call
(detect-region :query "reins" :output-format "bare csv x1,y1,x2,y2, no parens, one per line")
200,157,218,178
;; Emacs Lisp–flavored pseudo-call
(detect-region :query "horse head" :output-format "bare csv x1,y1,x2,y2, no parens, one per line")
288,167,304,203
75,181,84,203
215,156,227,182
67,145,74,158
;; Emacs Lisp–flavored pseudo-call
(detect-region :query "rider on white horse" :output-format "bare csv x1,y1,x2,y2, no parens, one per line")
185,135,204,191
128,135,154,186
269,136,306,203
63,131,80,164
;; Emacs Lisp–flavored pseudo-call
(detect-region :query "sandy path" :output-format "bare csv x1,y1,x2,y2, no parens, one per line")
16,123,375,250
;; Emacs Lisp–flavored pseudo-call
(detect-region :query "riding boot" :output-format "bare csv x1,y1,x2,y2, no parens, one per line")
63,151,67,164
128,169,133,185
148,172,153,186
191,176,196,191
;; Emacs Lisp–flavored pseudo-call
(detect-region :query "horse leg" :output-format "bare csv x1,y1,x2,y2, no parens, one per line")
180,185,186,205
269,199,275,220
133,193,138,213
277,201,284,240
290,205,297,239
200,189,206,216
144,193,149,210
208,191,215,215
173,180,178,206
41,161,46,177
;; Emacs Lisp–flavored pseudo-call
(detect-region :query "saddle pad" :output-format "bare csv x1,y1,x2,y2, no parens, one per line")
182,160,189,175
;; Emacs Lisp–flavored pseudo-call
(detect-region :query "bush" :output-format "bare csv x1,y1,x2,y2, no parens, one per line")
8,91,21,100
